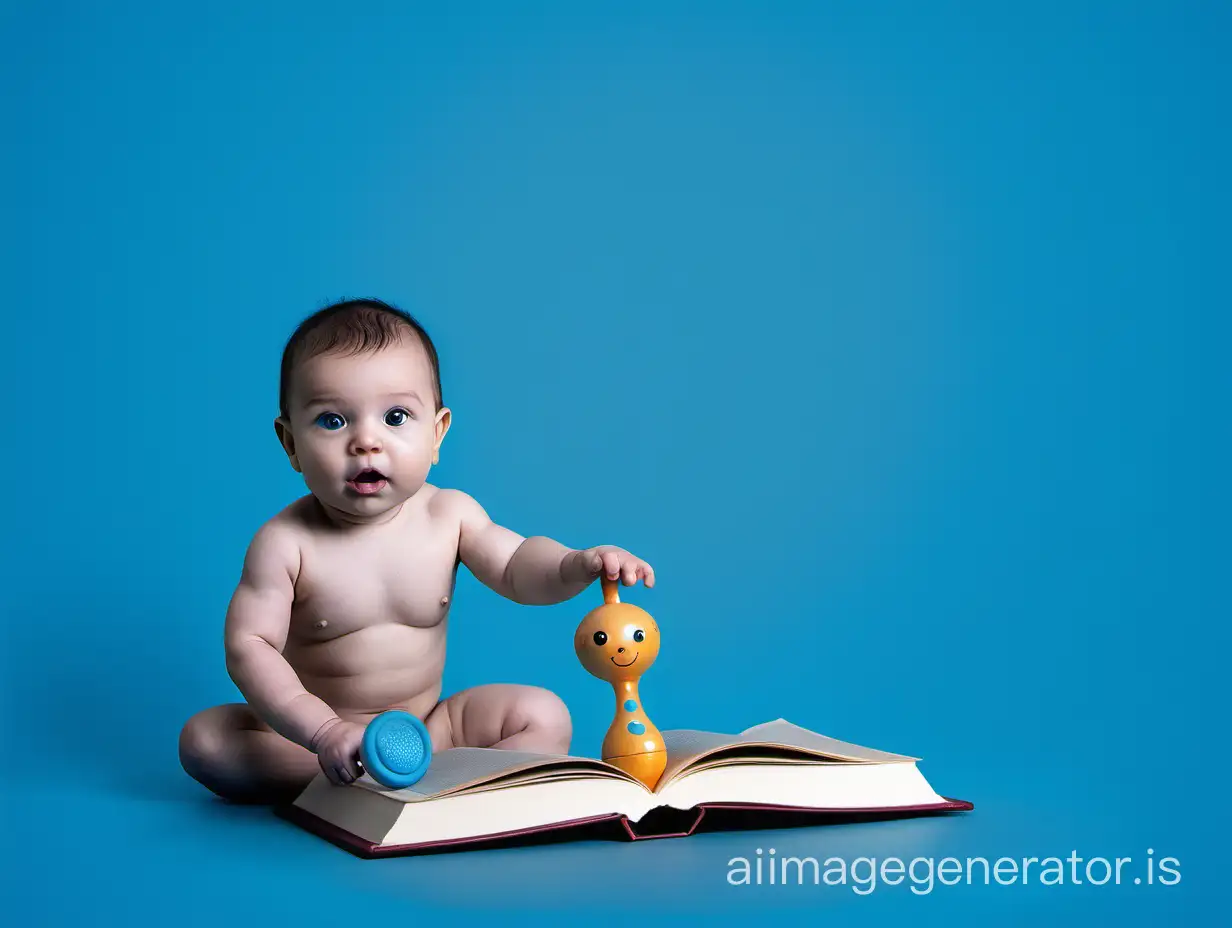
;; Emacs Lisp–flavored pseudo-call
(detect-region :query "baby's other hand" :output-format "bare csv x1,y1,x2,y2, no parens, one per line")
567,546,655,589
313,719,366,786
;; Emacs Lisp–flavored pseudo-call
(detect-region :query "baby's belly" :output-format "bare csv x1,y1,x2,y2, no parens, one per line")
284,623,446,719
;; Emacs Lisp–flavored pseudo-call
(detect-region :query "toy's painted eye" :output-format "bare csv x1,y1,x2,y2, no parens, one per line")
385,407,411,426
633,629,645,643
593,631,607,646
315,412,345,430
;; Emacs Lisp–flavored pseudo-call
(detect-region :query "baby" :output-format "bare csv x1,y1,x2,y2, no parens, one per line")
179,299,654,803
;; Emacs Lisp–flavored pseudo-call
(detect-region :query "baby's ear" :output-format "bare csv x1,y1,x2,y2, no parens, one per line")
273,417,302,473
433,407,452,457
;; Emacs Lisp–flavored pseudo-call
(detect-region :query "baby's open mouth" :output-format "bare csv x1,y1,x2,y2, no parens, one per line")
346,469,388,495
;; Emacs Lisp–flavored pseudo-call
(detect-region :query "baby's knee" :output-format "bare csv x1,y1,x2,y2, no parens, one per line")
519,687,572,745
178,710,223,775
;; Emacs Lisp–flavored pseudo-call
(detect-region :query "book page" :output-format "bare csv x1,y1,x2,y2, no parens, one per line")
738,719,920,762
657,718,918,789
354,746,638,801
655,757,946,814
346,718,918,800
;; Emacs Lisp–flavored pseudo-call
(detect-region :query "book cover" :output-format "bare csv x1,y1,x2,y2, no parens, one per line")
276,719,973,857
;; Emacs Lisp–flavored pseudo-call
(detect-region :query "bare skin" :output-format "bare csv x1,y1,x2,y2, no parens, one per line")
179,333,654,804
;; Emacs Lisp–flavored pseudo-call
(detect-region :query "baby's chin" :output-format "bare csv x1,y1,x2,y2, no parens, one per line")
311,482,415,521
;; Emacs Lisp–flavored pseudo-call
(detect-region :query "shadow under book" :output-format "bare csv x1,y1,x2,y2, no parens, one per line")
275,718,973,857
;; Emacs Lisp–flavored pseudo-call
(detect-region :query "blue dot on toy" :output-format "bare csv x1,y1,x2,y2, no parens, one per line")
361,710,433,789
627,719,646,735
624,699,638,711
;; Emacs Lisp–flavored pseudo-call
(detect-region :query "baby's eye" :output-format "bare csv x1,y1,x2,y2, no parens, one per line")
633,629,645,643
315,412,346,430
593,631,608,646
384,407,412,427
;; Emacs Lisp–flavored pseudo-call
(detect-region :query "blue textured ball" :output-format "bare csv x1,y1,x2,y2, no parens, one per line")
376,717,426,772
360,710,433,788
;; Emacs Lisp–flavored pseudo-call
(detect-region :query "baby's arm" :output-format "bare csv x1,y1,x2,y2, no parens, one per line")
222,522,340,752
442,490,654,605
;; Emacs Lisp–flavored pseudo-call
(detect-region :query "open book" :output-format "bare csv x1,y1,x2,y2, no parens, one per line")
277,719,972,857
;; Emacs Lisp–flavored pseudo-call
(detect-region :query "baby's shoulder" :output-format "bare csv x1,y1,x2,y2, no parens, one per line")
423,485,488,526
234,498,314,582
249,497,318,552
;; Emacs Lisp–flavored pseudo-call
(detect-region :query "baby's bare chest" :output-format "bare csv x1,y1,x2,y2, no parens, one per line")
290,522,459,640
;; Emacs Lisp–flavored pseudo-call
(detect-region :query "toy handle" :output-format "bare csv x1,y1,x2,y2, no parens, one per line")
602,575,620,604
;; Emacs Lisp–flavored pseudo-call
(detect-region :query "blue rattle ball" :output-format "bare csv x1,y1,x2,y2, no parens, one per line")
360,710,433,789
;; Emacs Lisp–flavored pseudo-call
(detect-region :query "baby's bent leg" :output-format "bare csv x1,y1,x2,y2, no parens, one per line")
179,703,320,804
425,684,572,754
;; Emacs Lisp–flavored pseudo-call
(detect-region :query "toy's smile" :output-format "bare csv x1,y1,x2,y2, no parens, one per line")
610,652,639,667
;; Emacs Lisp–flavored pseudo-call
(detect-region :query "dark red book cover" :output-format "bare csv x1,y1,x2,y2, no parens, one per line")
276,797,974,858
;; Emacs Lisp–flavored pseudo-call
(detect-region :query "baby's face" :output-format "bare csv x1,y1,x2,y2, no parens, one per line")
279,337,449,519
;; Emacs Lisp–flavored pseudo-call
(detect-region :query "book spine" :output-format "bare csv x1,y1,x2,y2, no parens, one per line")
620,807,706,840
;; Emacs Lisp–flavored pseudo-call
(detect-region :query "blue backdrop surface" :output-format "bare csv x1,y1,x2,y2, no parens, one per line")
2,2,1226,924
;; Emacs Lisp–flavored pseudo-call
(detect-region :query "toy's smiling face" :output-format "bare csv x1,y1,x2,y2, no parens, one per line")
574,603,660,681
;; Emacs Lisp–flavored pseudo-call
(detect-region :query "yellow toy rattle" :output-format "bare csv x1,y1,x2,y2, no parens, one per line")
574,576,665,790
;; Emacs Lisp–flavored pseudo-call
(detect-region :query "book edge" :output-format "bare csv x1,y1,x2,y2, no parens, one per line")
276,796,974,857
656,741,921,792
275,803,629,857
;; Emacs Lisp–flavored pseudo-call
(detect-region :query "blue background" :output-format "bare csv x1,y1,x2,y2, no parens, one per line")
3,1,1226,924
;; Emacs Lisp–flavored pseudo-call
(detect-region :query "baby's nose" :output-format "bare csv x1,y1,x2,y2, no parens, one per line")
349,432,383,454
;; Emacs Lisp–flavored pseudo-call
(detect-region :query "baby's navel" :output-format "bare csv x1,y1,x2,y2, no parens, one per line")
314,619,328,629
440,596,449,607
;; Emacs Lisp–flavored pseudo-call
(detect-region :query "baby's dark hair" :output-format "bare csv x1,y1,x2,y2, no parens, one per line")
278,298,443,419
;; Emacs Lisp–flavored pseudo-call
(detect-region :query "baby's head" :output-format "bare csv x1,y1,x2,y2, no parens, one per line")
274,298,450,521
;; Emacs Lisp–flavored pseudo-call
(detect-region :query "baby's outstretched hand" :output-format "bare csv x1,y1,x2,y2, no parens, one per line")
313,719,366,786
567,545,655,589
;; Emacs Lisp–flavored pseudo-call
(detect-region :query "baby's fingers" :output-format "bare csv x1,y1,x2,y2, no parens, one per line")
341,748,365,783
321,751,359,786
640,562,656,588
322,758,345,786
621,561,639,586
601,550,622,580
